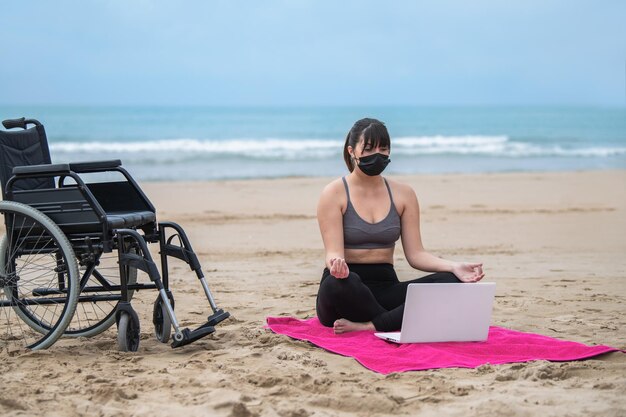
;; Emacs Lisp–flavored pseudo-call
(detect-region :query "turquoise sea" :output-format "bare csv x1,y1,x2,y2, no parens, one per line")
1,106,625,181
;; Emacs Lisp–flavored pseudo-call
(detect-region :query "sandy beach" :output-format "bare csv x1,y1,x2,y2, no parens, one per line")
1,170,625,417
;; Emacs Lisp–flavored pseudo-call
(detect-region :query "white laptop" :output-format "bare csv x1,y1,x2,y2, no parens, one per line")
374,282,496,343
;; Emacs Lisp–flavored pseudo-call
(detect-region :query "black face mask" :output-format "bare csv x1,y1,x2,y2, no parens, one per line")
356,153,390,176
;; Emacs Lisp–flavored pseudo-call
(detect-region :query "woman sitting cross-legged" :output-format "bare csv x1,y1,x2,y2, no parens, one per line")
316,118,485,334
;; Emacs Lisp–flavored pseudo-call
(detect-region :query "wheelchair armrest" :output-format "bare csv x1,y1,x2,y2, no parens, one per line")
12,163,71,176
69,160,122,173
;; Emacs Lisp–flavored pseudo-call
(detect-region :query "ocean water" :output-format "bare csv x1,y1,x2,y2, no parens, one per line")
1,106,624,181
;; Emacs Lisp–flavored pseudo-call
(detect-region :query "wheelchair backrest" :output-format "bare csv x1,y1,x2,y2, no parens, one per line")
0,122,54,199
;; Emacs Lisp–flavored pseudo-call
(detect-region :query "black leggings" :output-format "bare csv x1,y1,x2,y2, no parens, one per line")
315,263,462,332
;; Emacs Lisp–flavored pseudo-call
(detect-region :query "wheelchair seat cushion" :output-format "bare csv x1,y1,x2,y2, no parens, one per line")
106,211,156,229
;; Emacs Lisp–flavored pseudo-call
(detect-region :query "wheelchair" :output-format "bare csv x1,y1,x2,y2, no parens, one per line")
0,117,229,352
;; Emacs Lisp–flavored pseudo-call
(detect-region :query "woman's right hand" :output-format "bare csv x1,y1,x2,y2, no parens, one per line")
330,258,349,279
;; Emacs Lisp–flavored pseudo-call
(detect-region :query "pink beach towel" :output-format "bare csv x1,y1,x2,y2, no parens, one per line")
266,316,622,374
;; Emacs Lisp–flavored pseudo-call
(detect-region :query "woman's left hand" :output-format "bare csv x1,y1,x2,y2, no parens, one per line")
451,262,484,283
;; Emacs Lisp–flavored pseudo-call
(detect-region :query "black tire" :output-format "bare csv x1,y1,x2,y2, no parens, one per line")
153,295,172,343
117,310,140,352
0,201,79,351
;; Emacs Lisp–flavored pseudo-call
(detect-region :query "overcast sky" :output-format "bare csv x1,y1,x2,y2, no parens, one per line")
1,1,624,106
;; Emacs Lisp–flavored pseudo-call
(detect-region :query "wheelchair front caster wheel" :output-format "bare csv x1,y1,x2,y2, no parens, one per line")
117,311,140,352
153,295,172,343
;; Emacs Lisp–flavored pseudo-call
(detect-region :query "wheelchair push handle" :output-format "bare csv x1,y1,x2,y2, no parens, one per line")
2,117,42,129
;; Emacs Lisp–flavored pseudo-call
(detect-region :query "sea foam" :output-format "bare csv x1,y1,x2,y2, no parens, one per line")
49,135,626,160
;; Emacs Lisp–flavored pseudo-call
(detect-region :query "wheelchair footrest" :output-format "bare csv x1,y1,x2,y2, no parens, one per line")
171,323,215,348
207,309,230,326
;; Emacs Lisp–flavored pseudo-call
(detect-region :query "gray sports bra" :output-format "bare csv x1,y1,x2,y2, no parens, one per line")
342,177,402,250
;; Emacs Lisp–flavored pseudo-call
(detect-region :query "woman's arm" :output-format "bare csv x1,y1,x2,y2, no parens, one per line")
399,184,484,282
317,181,349,278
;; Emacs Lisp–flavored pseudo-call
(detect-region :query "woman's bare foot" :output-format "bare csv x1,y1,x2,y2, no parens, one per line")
333,319,375,334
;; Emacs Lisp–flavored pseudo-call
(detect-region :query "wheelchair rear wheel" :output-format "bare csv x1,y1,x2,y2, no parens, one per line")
0,201,79,351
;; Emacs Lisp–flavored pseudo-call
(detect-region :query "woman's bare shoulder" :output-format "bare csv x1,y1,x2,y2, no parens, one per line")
319,177,348,206
321,177,345,195
385,177,418,200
